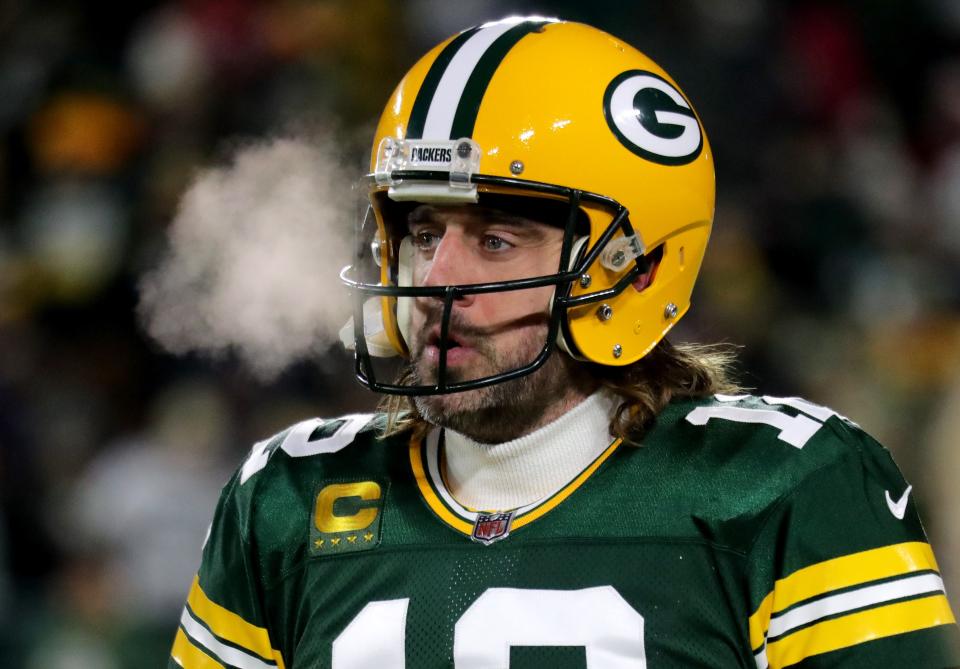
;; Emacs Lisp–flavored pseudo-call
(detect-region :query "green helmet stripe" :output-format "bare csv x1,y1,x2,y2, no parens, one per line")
449,21,548,139
406,27,480,140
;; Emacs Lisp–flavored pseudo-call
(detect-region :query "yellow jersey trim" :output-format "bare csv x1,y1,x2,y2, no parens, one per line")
409,432,622,537
748,541,939,649
171,627,225,669
410,436,474,534
186,576,286,669
750,593,776,652
512,437,622,530
766,594,955,668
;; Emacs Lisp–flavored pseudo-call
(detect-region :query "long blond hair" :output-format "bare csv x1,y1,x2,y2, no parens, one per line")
378,339,742,444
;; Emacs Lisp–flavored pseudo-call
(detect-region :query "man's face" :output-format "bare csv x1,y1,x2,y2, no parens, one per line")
405,203,594,442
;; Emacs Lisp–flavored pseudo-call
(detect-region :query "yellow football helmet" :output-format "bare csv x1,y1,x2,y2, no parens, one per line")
340,16,715,395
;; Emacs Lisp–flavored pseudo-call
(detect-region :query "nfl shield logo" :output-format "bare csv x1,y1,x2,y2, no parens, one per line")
471,511,515,545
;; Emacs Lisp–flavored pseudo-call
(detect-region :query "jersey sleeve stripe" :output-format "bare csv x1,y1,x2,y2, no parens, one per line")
773,542,939,612
765,594,956,668
753,645,768,669
171,627,226,669
750,593,775,651
748,541,938,648
767,573,946,640
186,576,285,669
179,608,278,669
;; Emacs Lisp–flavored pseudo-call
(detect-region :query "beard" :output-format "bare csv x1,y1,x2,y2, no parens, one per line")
408,311,596,443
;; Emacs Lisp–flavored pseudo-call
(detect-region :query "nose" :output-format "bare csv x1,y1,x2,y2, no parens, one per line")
418,229,477,306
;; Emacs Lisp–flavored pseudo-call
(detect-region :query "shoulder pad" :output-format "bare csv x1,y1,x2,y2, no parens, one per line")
667,394,897,550
239,413,376,485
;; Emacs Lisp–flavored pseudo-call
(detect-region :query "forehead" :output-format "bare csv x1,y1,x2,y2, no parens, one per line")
375,191,589,237
407,203,547,227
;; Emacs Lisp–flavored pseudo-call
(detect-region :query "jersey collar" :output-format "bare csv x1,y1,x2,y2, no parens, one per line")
409,426,622,539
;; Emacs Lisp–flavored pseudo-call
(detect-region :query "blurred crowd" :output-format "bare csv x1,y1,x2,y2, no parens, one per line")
0,0,958,666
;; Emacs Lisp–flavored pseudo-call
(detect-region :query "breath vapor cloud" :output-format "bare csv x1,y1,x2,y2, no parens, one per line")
139,137,358,380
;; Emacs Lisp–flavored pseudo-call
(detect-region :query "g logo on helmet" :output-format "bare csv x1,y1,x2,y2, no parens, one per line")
604,69,703,166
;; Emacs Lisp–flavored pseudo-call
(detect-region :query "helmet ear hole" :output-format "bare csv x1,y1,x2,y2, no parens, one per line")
632,245,664,293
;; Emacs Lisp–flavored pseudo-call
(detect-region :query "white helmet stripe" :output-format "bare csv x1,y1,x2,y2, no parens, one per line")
421,21,518,140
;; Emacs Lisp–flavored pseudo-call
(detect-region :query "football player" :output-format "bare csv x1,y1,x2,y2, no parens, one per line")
169,17,960,668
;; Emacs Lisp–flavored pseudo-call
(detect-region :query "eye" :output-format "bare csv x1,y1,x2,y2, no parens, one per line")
413,230,440,251
483,235,511,252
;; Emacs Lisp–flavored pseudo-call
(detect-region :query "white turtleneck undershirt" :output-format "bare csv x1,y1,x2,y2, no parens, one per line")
442,390,619,511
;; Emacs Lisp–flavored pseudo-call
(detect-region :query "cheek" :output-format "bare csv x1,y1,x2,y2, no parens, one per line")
515,285,556,312
411,262,428,287
475,286,555,325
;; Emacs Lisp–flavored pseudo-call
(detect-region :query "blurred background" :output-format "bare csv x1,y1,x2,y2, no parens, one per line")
1,0,959,666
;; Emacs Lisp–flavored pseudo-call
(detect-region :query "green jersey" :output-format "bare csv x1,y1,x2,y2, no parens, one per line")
169,394,959,668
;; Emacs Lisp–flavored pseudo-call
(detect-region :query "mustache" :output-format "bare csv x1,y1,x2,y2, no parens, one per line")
410,309,486,355
410,305,551,351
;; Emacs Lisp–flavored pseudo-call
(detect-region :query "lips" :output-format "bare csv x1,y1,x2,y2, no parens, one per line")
427,326,466,350
423,326,473,365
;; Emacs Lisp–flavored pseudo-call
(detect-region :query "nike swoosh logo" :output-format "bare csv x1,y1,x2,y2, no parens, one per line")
885,485,913,520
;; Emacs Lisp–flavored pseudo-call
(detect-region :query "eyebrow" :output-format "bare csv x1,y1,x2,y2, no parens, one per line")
407,205,531,227
407,205,437,225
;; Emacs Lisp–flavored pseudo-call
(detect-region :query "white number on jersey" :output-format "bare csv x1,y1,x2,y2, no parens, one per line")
332,598,409,668
684,395,843,449
240,414,372,484
331,587,647,668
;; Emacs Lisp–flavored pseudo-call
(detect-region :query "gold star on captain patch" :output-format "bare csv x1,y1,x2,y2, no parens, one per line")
363,532,374,542
314,539,324,549
331,537,341,546
347,535,357,543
